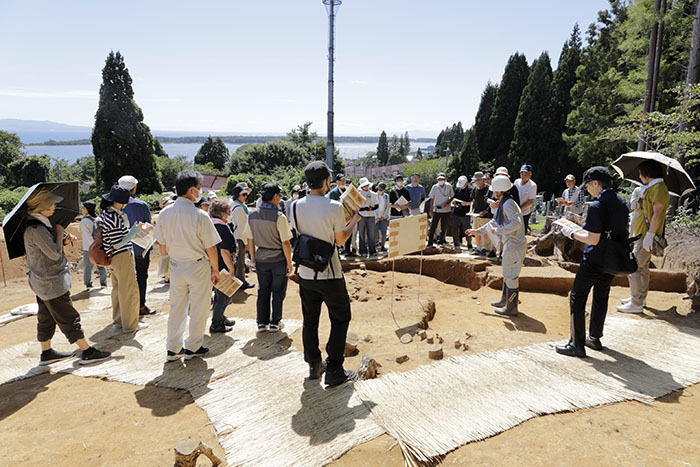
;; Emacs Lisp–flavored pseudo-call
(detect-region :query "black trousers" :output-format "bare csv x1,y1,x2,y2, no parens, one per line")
569,261,614,348
451,214,472,247
428,212,451,245
134,252,150,308
298,278,351,371
37,292,84,343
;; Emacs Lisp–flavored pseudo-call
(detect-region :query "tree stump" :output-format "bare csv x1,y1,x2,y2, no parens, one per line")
174,440,221,467
428,344,443,360
344,333,359,357
358,355,379,380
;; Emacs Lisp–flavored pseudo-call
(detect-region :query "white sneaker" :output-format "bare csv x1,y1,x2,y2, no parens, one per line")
621,297,646,307
616,303,644,314
268,321,285,332
123,322,149,333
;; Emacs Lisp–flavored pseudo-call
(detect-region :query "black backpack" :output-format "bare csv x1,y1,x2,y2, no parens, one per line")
292,201,336,279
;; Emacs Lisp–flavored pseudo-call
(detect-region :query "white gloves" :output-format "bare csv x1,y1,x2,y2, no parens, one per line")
642,232,655,252
560,224,582,240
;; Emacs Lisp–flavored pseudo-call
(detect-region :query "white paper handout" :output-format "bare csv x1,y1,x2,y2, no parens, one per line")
132,222,155,256
395,195,409,207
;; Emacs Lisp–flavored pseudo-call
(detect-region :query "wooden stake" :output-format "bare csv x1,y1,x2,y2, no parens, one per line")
0,248,6,287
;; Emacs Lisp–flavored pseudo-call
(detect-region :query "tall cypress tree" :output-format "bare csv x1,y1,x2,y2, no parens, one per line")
508,52,555,193
486,53,530,168
473,82,499,159
92,51,162,193
376,130,390,166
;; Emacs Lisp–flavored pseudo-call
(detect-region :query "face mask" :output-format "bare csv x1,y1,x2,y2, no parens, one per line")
439,180,446,186
292,193,299,200
396,181,404,188
339,184,346,191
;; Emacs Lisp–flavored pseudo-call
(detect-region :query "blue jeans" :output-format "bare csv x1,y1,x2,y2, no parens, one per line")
211,288,231,327
82,250,107,287
358,216,376,256
255,260,288,325
376,218,388,250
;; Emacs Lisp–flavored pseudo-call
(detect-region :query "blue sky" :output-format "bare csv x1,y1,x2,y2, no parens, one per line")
0,0,611,137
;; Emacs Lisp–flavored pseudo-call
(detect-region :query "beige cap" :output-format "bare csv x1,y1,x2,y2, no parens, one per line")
564,174,576,181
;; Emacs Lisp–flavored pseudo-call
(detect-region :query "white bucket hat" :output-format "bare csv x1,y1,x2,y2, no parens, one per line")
358,177,371,188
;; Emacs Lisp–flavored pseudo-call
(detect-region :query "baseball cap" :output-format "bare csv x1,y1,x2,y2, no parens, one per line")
437,173,446,180
260,183,282,201
335,173,346,182
564,174,576,182
304,161,331,185
456,175,468,188
519,164,533,173
118,175,138,190
580,166,612,189
394,174,404,181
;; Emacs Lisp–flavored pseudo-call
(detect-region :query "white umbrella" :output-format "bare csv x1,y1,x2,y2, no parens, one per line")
611,151,696,198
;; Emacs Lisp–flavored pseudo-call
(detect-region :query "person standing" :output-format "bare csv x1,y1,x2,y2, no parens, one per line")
427,173,454,247
555,166,628,357
356,177,378,258
327,173,347,201
375,182,390,252
617,160,669,314
451,175,473,249
389,174,411,219
467,176,526,316
514,164,537,235
208,197,237,333
558,174,586,218
230,183,255,290
470,172,491,256
79,200,108,289
406,173,426,216
246,183,293,332
118,175,156,316
486,167,519,258
100,185,145,333
24,189,111,365
292,161,361,387
154,170,222,361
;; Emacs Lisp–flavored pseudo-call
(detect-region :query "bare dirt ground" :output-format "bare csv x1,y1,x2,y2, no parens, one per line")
0,226,698,465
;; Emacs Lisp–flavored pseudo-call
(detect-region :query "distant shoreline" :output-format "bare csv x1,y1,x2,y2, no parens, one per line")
27,135,436,146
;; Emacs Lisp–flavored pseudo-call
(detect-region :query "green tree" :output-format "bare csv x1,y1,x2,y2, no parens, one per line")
286,121,318,147
157,155,192,191
434,122,465,161
194,136,230,170
415,147,423,160
508,52,555,193
548,25,583,181
91,51,162,193
48,158,81,183
377,131,390,166
486,53,530,168
403,157,444,190
449,128,480,181
9,155,51,187
0,130,23,186
154,137,168,158
473,82,499,159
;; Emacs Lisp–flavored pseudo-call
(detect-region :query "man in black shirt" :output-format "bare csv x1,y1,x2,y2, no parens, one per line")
555,166,629,358
451,175,473,248
470,172,491,256
389,174,411,219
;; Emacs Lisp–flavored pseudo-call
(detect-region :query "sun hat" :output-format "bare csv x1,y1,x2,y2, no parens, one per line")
494,167,510,177
472,171,486,181
27,189,63,214
117,175,138,191
491,176,513,193
102,185,131,205
358,177,371,188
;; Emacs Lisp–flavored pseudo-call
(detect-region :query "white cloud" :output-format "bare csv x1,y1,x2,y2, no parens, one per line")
0,88,97,99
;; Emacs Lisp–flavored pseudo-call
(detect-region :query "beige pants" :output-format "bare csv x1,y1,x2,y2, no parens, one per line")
472,217,490,249
167,258,212,353
628,239,652,307
110,251,140,332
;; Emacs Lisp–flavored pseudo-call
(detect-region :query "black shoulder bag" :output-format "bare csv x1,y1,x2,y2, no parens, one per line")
600,198,639,276
292,201,336,280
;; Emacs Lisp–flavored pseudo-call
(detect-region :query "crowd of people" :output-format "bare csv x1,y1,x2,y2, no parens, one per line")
20,157,670,383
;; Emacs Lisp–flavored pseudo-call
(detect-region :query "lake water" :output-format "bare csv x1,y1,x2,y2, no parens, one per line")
24,141,434,164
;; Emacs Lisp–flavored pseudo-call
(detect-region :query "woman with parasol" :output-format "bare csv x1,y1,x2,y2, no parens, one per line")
23,189,111,365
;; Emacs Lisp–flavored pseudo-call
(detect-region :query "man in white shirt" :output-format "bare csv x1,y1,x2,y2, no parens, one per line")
375,183,390,251
558,174,586,218
427,173,454,247
514,164,537,235
291,161,361,387
356,177,379,258
154,170,222,362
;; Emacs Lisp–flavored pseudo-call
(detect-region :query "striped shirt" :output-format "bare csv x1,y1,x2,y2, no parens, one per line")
101,208,132,256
